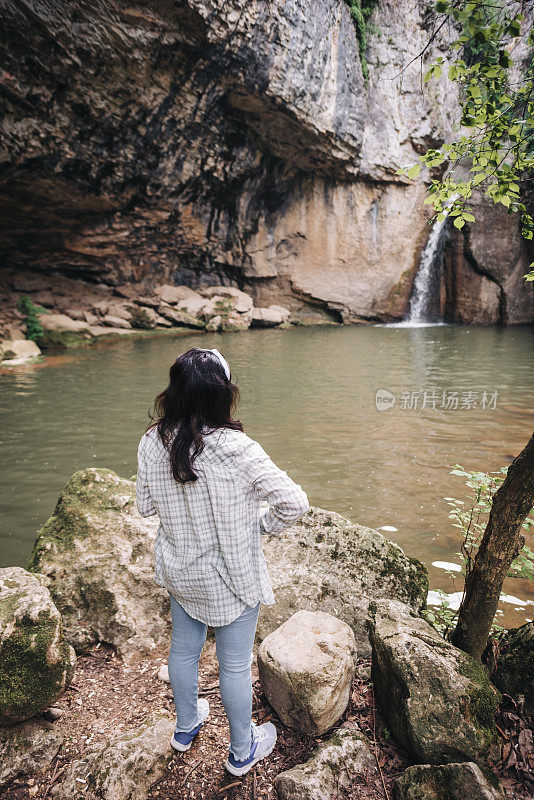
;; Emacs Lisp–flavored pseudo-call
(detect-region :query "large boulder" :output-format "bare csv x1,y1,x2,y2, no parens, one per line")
38,313,94,349
0,718,64,790
251,306,288,327
54,713,174,800
29,471,428,662
158,302,205,328
258,610,355,734
274,727,376,800
0,338,41,364
492,622,534,715
198,285,254,313
0,567,76,724
393,762,506,800
260,507,428,657
153,284,198,304
367,599,501,764
29,469,170,662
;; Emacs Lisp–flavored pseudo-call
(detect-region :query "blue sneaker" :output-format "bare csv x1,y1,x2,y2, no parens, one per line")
170,699,210,752
225,722,277,776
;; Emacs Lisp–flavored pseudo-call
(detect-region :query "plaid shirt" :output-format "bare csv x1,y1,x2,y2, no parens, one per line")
136,426,309,626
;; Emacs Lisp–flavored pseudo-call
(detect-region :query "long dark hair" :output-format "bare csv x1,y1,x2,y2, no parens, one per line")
150,348,243,483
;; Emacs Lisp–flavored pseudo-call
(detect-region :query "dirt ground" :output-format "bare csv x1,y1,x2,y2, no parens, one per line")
3,641,533,800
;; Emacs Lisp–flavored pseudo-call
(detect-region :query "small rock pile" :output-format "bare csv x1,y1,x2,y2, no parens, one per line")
0,274,293,363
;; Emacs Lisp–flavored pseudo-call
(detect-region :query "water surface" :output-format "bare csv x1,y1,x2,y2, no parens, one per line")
1,324,533,627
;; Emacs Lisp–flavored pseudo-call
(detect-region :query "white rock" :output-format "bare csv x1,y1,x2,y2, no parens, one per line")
268,304,291,320
1,339,41,361
89,326,135,337
39,314,91,332
101,315,132,329
275,728,376,800
251,307,285,327
106,304,131,321
157,664,170,683
258,610,356,735
199,285,253,313
54,713,174,800
64,308,86,321
153,284,198,304
205,314,222,331
0,718,64,791
175,294,209,316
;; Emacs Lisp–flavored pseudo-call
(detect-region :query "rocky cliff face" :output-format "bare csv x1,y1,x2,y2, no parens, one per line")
0,0,532,324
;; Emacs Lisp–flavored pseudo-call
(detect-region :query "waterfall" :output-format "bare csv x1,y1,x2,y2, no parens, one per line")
405,212,449,324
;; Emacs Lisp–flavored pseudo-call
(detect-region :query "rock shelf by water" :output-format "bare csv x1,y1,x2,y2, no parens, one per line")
0,468,530,799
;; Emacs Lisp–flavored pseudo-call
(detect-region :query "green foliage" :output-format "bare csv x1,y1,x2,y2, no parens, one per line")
345,0,379,81
445,464,534,582
423,463,534,637
396,1,534,279
129,306,154,330
16,296,48,343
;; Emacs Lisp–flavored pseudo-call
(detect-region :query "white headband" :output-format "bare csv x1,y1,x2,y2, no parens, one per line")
198,348,231,380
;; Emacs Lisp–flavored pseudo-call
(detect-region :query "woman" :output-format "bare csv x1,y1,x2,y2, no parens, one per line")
136,347,309,777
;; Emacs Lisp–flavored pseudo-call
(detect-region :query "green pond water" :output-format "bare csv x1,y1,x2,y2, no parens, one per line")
1,323,533,628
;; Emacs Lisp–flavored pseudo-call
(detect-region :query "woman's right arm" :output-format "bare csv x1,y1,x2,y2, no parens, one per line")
238,437,309,536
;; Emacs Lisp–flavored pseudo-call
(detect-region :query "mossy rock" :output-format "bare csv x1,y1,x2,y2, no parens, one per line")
29,468,170,661
30,468,136,569
39,328,95,350
275,727,376,799
394,761,505,800
367,598,501,764
54,712,174,800
260,507,428,658
0,567,75,724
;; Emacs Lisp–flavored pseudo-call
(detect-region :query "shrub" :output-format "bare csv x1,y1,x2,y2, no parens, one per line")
17,296,47,343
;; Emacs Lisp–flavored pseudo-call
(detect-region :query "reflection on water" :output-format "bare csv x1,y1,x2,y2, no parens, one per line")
1,324,533,627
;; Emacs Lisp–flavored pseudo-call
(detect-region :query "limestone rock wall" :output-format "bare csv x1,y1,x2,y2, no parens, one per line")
0,0,532,323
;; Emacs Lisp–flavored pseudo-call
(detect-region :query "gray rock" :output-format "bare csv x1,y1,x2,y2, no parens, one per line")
158,303,205,329
260,507,428,657
30,469,171,662
0,567,76,724
493,621,534,714
258,610,355,734
38,313,94,349
393,762,506,800
42,705,64,721
199,286,254,313
106,304,131,321
0,718,64,790
275,727,376,800
153,284,198,304
0,338,41,363
157,664,170,683
30,471,428,663
251,306,286,327
367,598,501,764
54,713,174,800
205,314,222,331
102,314,131,329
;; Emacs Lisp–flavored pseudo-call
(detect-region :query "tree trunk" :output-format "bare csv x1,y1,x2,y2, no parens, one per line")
451,433,534,660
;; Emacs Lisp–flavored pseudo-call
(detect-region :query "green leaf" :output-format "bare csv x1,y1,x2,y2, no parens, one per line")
407,163,422,179
453,217,465,229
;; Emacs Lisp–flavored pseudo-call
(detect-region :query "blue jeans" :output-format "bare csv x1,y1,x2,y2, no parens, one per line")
168,594,261,760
